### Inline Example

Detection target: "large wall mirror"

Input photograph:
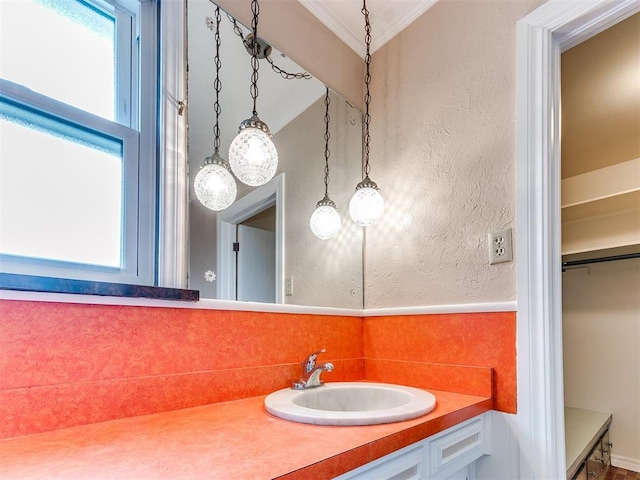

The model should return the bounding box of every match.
[187,0,364,309]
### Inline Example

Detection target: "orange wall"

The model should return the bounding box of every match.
[0,300,364,438]
[365,312,517,413]
[0,300,515,439]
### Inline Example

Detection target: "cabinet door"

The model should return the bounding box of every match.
[332,444,423,480]
[444,464,471,480]
[428,415,486,479]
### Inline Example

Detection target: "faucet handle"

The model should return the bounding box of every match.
[303,348,326,373]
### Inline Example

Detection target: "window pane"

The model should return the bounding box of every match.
[0,0,116,120]
[0,99,124,268]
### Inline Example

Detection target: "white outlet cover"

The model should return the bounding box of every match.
[489,228,513,264]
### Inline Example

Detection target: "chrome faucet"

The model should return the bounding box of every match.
[292,349,334,390]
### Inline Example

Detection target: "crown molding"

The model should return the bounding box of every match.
[298,0,438,58]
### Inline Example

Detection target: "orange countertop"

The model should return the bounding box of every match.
[0,389,492,480]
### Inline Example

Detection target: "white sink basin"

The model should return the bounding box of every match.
[264,382,436,426]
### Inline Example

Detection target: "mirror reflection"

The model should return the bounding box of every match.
[187,0,364,308]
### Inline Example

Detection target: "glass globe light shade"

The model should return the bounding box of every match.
[229,116,278,187]
[349,177,384,226]
[310,197,342,240]
[194,153,237,211]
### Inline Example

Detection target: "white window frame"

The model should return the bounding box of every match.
[0,0,158,286]
[157,0,188,289]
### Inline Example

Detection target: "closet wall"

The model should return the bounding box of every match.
[561,12,640,468]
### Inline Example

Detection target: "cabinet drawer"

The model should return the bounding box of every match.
[572,463,587,480]
[601,430,612,467]
[428,415,488,479]
[333,444,424,480]
[586,443,606,480]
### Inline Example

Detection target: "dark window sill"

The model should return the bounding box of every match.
[0,273,199,302]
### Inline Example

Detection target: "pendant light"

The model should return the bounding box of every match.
[194,6,237,211]
[349,0,384,227]
[310,88,342,240]
[228,0,278,187]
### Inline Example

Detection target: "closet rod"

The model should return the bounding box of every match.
[562,252,640,270]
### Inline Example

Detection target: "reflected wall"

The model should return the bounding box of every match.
[187,0,363,308]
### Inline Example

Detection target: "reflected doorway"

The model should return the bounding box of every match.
[216,173,284,303]
[236,210,276,302]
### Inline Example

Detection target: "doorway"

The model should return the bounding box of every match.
[516,1,640,478]
[216,173,285,303]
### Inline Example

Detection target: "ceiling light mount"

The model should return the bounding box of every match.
[243,33,272,59]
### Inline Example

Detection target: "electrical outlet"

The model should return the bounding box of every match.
[285,277,294,296]
[488,228,513,264]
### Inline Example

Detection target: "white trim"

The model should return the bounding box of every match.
[298,0,437,58]
[364,302,516,317]
[515,1,640,479]
[298,0,363,57]
[0,288,520,319]
[0,290,362,316]
[612,455,640,472]
[157,0,188,289]
[0,78,151,285]
[136,0,158,287]
[216,174,285,303]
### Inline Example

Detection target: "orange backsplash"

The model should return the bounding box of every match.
[0,300,515,438]
[0,300,363,438]
[364,312,516,413]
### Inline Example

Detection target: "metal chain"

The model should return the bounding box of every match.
[213,6,222,152]
[266,55,312,80]
[250,0,260,115]
[227,13,246,42]
[362,0,372,177]
[226,13,311,80]
[323,87,331,196]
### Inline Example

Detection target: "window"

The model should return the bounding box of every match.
[0,0,157,285]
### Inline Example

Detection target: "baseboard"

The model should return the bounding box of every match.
[612,454,640,472]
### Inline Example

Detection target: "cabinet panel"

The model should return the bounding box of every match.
[333,413,489,480]
[444,464,471,480]
[428,416,486,479]
[333,444,423,480]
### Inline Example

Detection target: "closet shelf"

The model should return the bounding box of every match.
[562,158,640,207]
[562,158,640,256]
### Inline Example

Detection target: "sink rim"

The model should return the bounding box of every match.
[264,382,436,426]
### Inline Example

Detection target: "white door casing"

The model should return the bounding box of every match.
[216,173,285,303]
[516,1,640,478]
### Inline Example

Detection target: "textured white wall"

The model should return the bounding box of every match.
[186,0,363,306]
[190,92,364,308]
[364,0,542,308]
[278,92,364,308]
[563,260,640,464]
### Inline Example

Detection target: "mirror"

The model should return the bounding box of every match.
[187,0,364,309]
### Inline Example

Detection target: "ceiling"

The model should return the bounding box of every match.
[560,12,640,179]
[188,0,440,181]
[298,0,438,57]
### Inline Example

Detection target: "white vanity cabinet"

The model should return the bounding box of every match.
[333,413,490,480]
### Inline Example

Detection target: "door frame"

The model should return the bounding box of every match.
[216,173,285,303]
[516,1,639,478]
